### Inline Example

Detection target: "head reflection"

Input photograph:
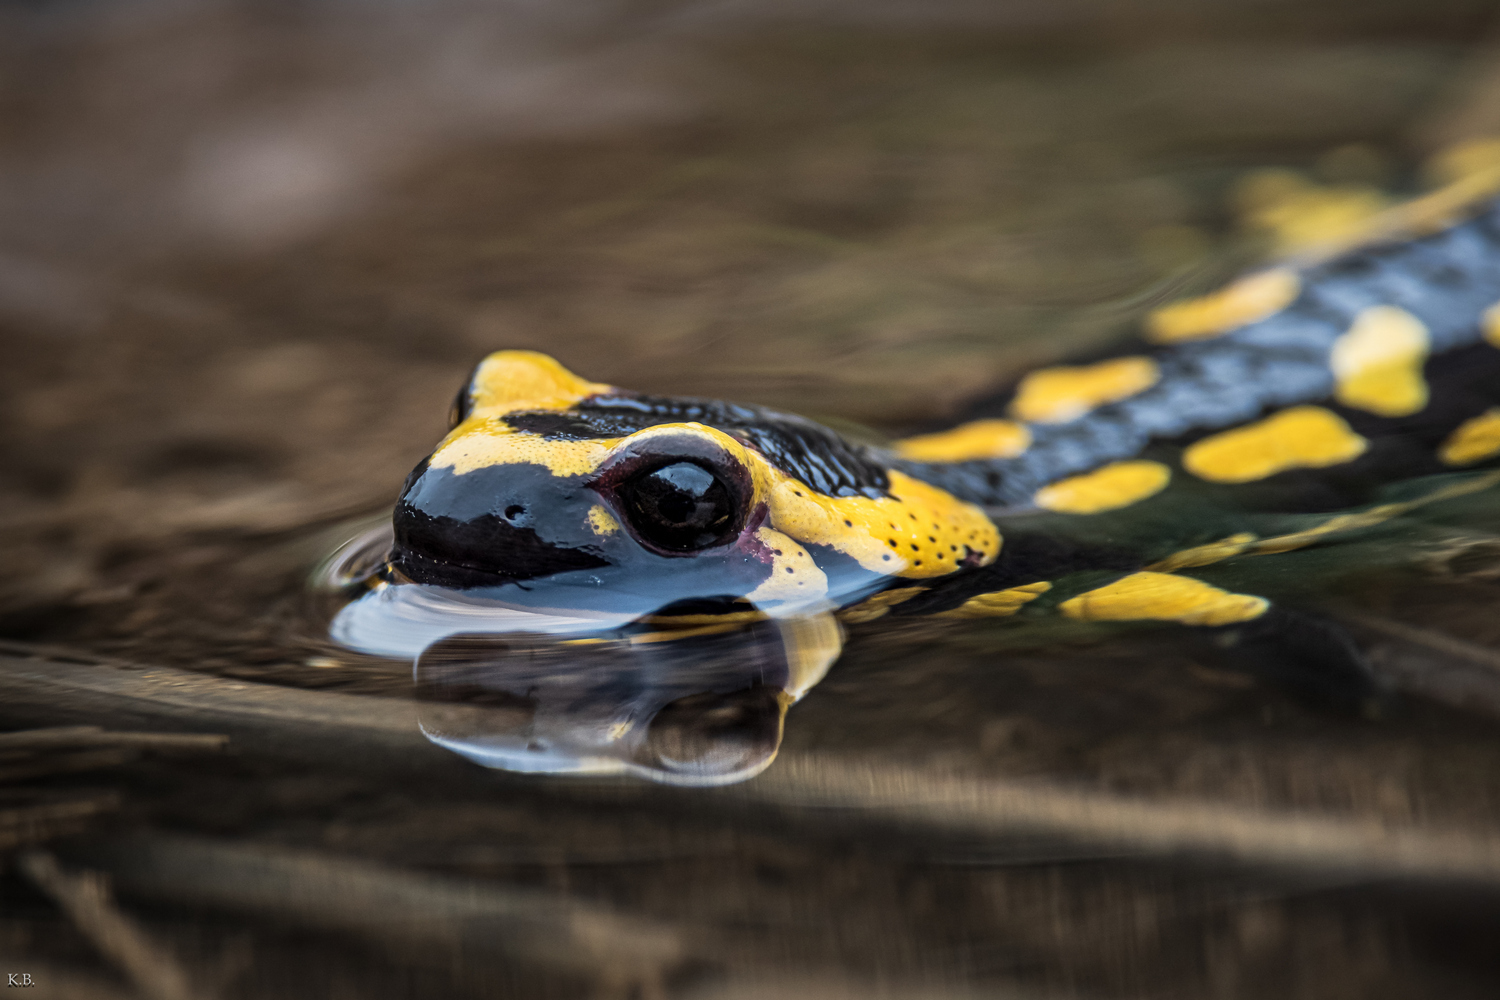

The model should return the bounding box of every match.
[415,617,823,785]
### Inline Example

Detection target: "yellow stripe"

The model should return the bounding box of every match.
[838,587,928,624]
[432,426,615,477]
[1146,532,1258,572]
[936,581,1051,619]
[1245,469,1500,555]
[1059,572,1268,626]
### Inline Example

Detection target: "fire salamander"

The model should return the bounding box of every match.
[327,156,1500,785]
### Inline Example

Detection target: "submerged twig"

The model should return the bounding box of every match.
[0,796,120,852]
[70,834,686,987]
[0,749,140,784]
[746,755,1500,883]
[0,726,228,753]
[1334,607,1500,717]
[7,649,1500,884]
[18,850,207,1000]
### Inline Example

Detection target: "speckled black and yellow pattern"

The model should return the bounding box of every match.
[361,176,1500,680]
[896,199,1500,513]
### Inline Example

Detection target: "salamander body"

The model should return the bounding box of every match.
[327,174,1500,783]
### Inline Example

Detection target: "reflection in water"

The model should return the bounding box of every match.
[321,523,843,784]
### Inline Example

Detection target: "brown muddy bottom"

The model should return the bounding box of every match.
[4,1,1500,997]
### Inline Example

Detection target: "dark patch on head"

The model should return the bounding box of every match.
[391,461,608,589]
[503,393,890,499]
[393,508,609,589]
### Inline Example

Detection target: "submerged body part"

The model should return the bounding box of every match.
[327,171,1500,785]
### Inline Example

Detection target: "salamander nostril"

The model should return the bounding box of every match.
[504,505,526,521]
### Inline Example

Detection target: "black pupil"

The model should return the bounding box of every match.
[623,462,734,551]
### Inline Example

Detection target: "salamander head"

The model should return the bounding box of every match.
[388,351,1001,621]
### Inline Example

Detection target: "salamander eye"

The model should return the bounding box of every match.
[619,461,737,552]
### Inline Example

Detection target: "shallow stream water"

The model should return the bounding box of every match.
[5,1,1500,997]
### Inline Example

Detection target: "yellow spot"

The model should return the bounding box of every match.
[434,411,999,587]
[1439,409,1500,466]
[432,424,614,477]
[937,581,1052,619]
[1425,137,1500,188]
[1233,170,1391,254]
[1147,532,1258,572]
[587,504,620,535]
[628,622,745,644]
[838,587,927,625]
[893,419,1032,462]
[745,527,828,606]
[1145,269,1301,344]
[1183,406,1367,484]
[643,610,767,626]
[1313,148,1500,258]
[767,470,1000,580]
[1009,357,1159,424]
[467,350,611,417]
[1482,302,1500,349]
[1034,461,1171,515]
[1331,306,1430,417]
[1060,572,1268,626]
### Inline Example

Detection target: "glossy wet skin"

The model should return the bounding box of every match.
[335,178,1500,784]
[388,351,1001,622]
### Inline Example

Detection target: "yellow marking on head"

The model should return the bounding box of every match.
[1146,532,1258,572]
[893,419,1032,462]
[1145,269,1301,345]
[1439,409,1500,466]
[1009,357,1159,424]
[586,504,620,535]
[1330,306,1430,417]
[1182,406,1367,484]
[1482,302,1500,350]
[618,426,998,582]
[467,350,612,416]
[1060,572,1268,626]
[837,586,927,625]
[744,527,829,605]
[936,581,1052,620]
[431,421,616,477]
[766,470,1000,579]
[1034,461,1171,515]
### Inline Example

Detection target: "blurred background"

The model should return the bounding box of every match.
[4,0,1500,997]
